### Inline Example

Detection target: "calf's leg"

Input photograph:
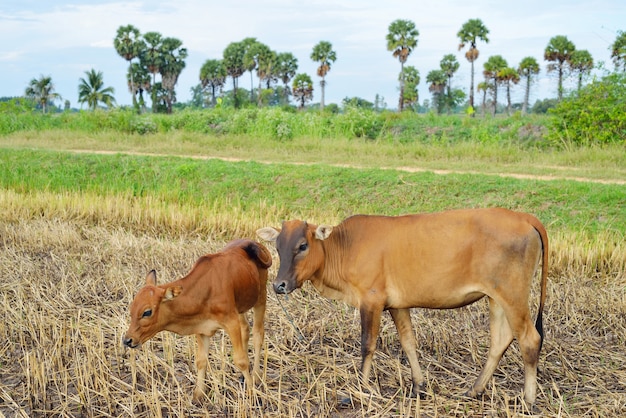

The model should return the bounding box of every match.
[193,334,212,402]
[251,295,267,382]
[223,316,252,388]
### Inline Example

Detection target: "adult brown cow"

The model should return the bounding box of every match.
[257,208,548,406]
[123,239,272,402]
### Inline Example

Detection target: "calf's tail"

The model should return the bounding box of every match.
[244,241,273,269]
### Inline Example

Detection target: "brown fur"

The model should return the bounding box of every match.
[258,208,548,405]
[123,239,272,402]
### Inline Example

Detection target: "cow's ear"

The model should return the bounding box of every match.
[164,286,182,301]
[146,270,157,286]
[315,225,333,240]
[256,227,280,242]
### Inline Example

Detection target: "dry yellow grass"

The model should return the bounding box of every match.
[1,196,625,417]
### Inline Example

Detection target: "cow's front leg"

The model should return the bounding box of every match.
[389,308,426,398]
[359,303,383,390]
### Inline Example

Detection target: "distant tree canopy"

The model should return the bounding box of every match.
[78,69,116,110]
[386,19,419,112]
[25,75,61,114]
[292,73,314,109]
[114,25,187,113]
[99,22,624,115]
[457,18,490,112]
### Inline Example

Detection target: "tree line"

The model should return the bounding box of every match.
[17,22,626,115]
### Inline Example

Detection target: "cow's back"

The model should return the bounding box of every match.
[328,208,543,309]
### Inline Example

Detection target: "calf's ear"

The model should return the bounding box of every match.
[164,286,182,301]
[315,225,333,240]
[256,227,280,242]
[146,270,157,286]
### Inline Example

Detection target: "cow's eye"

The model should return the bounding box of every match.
[298,243,308,252]
[142,309,152,318]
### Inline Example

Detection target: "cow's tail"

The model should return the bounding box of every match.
[530,215,549,353]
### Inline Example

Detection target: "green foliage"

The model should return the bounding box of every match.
[531,98,558,114]
[130,117,158,135]
[548,72,626,145]
[333,107,385,139]
[1,148,622,237]
[1,107,558,147]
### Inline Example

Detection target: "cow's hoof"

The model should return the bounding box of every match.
[410,383,427,400]
[337,396,352,409]
[461,390,483,400]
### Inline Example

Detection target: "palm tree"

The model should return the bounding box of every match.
[241,37,259,103]
[440,54,460,113]
[78,69,116,110]
[544,35,576,100]
[386,19,419,111]
[498,67,520,115]
[24,75,61,113]
[127,62,151,112]
[457,19,490,114]
[141,31,163,112]
[610,30,626,71]
[246,42,276,106]
[426,69,447,114]
[199,59,227,107]
[159,37,187,114]
[223,40,247,108]
[483,55,508,116]
[275,52,298,105]
[517,57,540,114]
[570,50,594,92]
[292,73,314,109]
[476,81,491,116]
[400,66,420,110]
[310,41,337,111]
[114,24,144,110]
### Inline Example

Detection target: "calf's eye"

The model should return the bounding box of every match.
[142,309,152,318]
[298,243,308,252]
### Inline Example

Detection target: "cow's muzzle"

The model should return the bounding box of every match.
[273,280,288,294]
[275,278,296,294]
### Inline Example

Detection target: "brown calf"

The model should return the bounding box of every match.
[123,239,272,401]
[257,208,548,405]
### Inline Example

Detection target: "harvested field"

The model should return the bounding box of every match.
[1,216,624,417]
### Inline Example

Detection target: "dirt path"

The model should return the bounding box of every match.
[71,149,626,186]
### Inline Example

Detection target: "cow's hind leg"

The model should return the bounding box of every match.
[506,305,542,406]
[389,308,426,398]
[251,294,267,383]
[467,297,513,399]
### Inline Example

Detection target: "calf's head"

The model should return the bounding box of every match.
[257,220,333,294]
[123,270,182,348]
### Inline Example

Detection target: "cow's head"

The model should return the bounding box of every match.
[257,220,333,294]
[122,270,182,348]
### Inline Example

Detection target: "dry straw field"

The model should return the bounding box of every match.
[1,189,625,417]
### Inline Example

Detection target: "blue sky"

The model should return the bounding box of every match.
[1,0,623,109]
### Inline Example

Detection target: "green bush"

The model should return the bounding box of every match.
[548,72,626,146]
